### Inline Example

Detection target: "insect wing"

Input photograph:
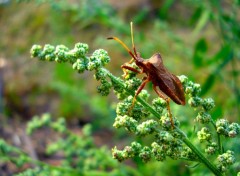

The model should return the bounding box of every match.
[148,53,185,105]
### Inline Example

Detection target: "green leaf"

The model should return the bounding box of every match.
[158,0,175,19]
[200,73,216,95]
[193,38,208,67]
[193,9,210,35]
[190,7,203,25]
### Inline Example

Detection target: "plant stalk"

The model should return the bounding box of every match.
[105,68,223,176]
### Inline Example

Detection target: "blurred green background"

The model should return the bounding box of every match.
[0,0,239,175]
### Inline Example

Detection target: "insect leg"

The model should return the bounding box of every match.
[153,85,174,128]
[121,65,143,78]
[128,77,150,114]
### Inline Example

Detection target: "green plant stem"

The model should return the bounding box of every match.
[104,68,223,176]
[180,135,223,176]
[210,119,223,154]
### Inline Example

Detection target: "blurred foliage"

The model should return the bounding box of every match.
[1,0,238,121]
[0,0,239,175]
[0,114,140,176]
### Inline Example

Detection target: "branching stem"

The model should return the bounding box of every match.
[105,68,223,176]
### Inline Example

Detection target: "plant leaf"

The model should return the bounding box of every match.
[193,38,208,67]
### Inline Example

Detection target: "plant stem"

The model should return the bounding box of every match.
[105,68,223,176]
[180,135,223,176]
[210,119,223,154]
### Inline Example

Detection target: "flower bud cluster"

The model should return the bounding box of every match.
[31,43,88,64]
[159,115,180,130]
[116,91,150,120]
[205,142,217,155]
[217,150,236,172]
[178,75,214,110]
[152,97,167,115]
[197,127,212,142]
[27,113,67,134]
[113,114,158,136]
[155,131,183,159]
[125,77,142,91]
[112,142,142,162]
[0,139,29,167]
[216,119,240,138]
[181,147,198,160]
[31,43,114,96]
[178,75,215,125]
[112,129,185,163]
[195,111,211,124]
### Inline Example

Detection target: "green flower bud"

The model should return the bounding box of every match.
[66,49,79,63]
[196,111,211,124]
[130,141,142,152]
[152,97,167,115]
[216,119,229,136]
[151,142,166,161]
[159,115,179,130]
[202,98,215,111]
[54,45,69,63]
[41,113,51,124]
[185,83,201,96]
[217,150,235,172]
[112,146,125,162]
[123,146,135,158]
[72,59,86,73]
[228,123,240,137]
[30,45,42,57]
[113,115,137,133]
[74,43,89,54]
[43,44,55,55]
[181,147,197,160]
[178,75,188,87]
[51,118,66,133]
[116,96,149,120]
[192,83,201,95]
[94,68,108,81]
[205,142,217,155]
[125,77,141,91]
[55,50,67,63]
[87,61,98,71]
[188,96,203,107]
[136,120,158,136]
[138,90,150,100]
[116,99,130,116]
[197,127,212,142]
[139,146,151,162]
[45,53,55,61]
[97,79,112,96]
[155,131,174,144]
[92,49,110,66]
[56,45,69,52]
[74,43,89,57]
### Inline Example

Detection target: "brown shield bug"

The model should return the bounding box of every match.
[108,22,185,128]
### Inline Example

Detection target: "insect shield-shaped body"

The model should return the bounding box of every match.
[108,22,185,128]
[138,53,185,105]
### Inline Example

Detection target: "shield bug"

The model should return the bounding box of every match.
[108,22,185,128]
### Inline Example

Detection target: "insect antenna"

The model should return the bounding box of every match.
[130,21,137,56]
[107,37,137,61]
